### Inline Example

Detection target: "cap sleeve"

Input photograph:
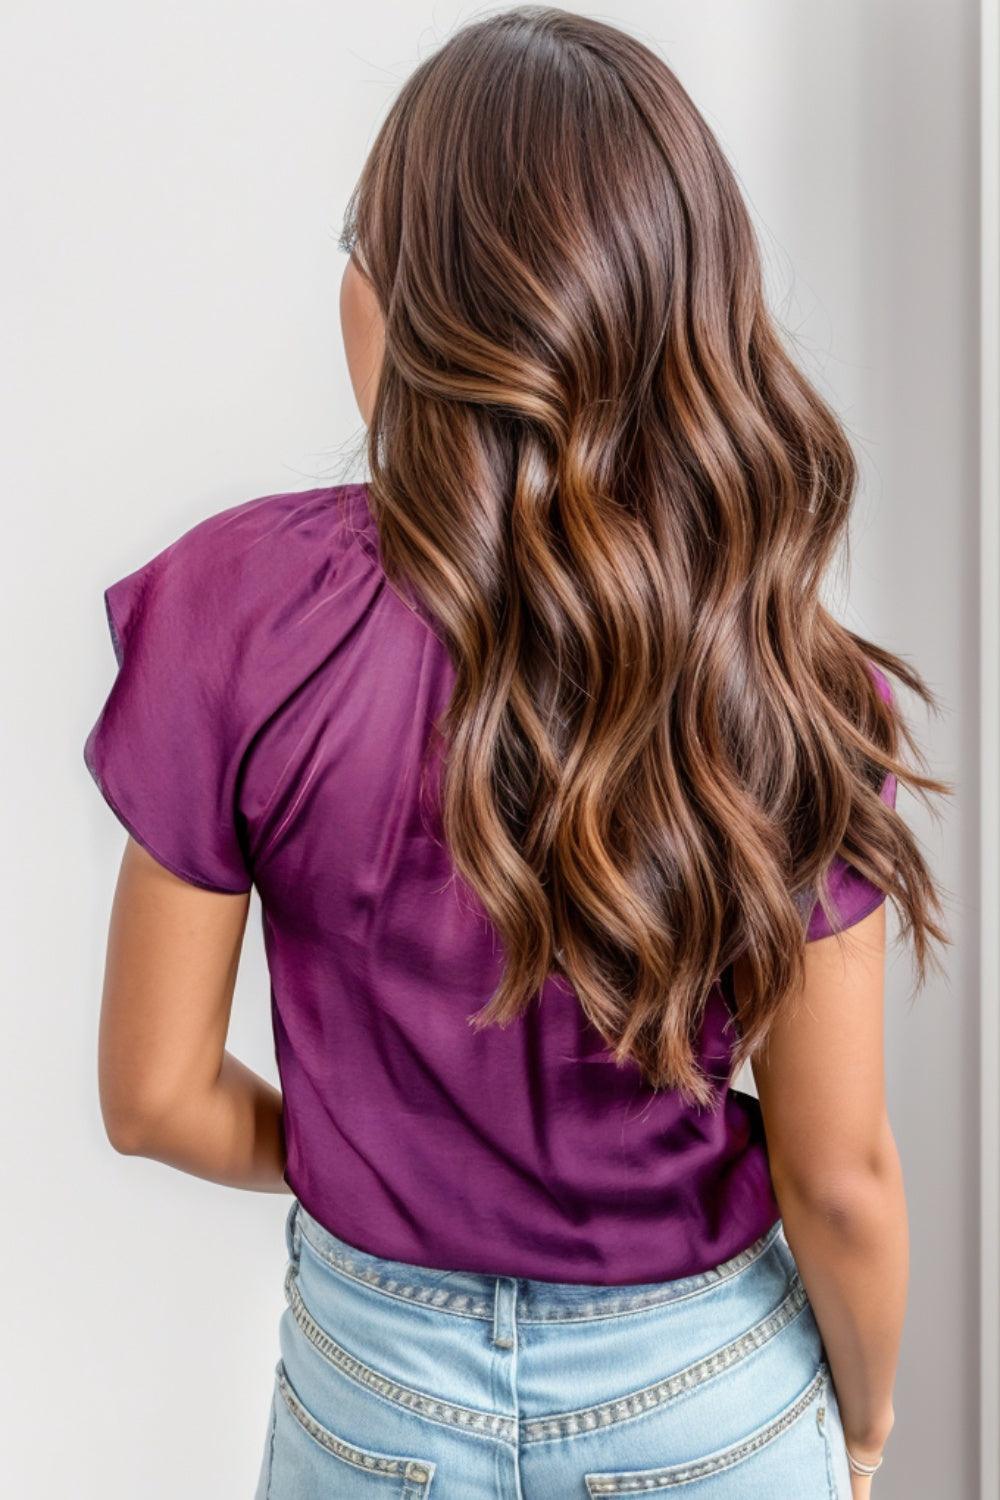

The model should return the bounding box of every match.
[83,523,254,893]
[803,660,897,941]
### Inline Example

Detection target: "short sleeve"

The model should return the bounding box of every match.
[83,527,254,893]
[803,661,897,942]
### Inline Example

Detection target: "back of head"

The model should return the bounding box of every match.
[339,4,950,1105]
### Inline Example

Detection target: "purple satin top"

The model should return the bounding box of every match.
[83,483,896,1285]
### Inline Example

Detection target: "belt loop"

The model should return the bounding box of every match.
[491,1276,517,1349]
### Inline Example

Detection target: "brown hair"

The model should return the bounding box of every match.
[338,4,951,1106]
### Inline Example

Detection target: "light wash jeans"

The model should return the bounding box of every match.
[255,1197,853,1498]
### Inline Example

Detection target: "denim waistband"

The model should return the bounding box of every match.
[285,1198,786,1324]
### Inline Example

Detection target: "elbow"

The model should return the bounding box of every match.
[100,1045,189,1155]
[780,1178,878,1237]
[772,1150,902,1234]
[100,1081,174,1157]
[103,1104,158,1156]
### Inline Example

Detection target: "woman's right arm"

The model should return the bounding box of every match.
[744,899,908,1490]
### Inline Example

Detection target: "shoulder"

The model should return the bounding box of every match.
[83,483,383,890]
[167,480,375,577]
[102,482,378,666]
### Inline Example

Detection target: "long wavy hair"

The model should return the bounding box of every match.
[338,4,951,1107]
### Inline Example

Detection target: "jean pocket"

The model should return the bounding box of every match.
[583,1363,834,1496]
[265,1359,436,1499]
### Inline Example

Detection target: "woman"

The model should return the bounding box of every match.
[83,7,949,1497]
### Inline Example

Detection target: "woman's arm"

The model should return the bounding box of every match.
[744,900,907,1478]
[98,836,289,1193]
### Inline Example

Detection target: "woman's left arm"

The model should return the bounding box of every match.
[97,836,289,1193]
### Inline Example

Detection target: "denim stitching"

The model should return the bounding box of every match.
[286,1256,813,1455]
[275,1361,434,1487]
[583,1365,828,1492]
[284,1263,518,1444]
[523,1222,784,1323]
[294,1216,783,1325]
[520,1276,810,1444]
[296,1226,495,1318]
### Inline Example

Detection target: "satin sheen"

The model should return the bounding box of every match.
[84,483,896,1285]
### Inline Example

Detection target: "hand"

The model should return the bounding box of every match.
[851,1474,873,1500]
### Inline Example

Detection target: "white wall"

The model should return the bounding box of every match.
[0,2,978,1495]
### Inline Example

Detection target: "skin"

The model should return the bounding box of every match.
[744,904,905,1495]
[339,248,384,425]
[98,248,902,1493]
